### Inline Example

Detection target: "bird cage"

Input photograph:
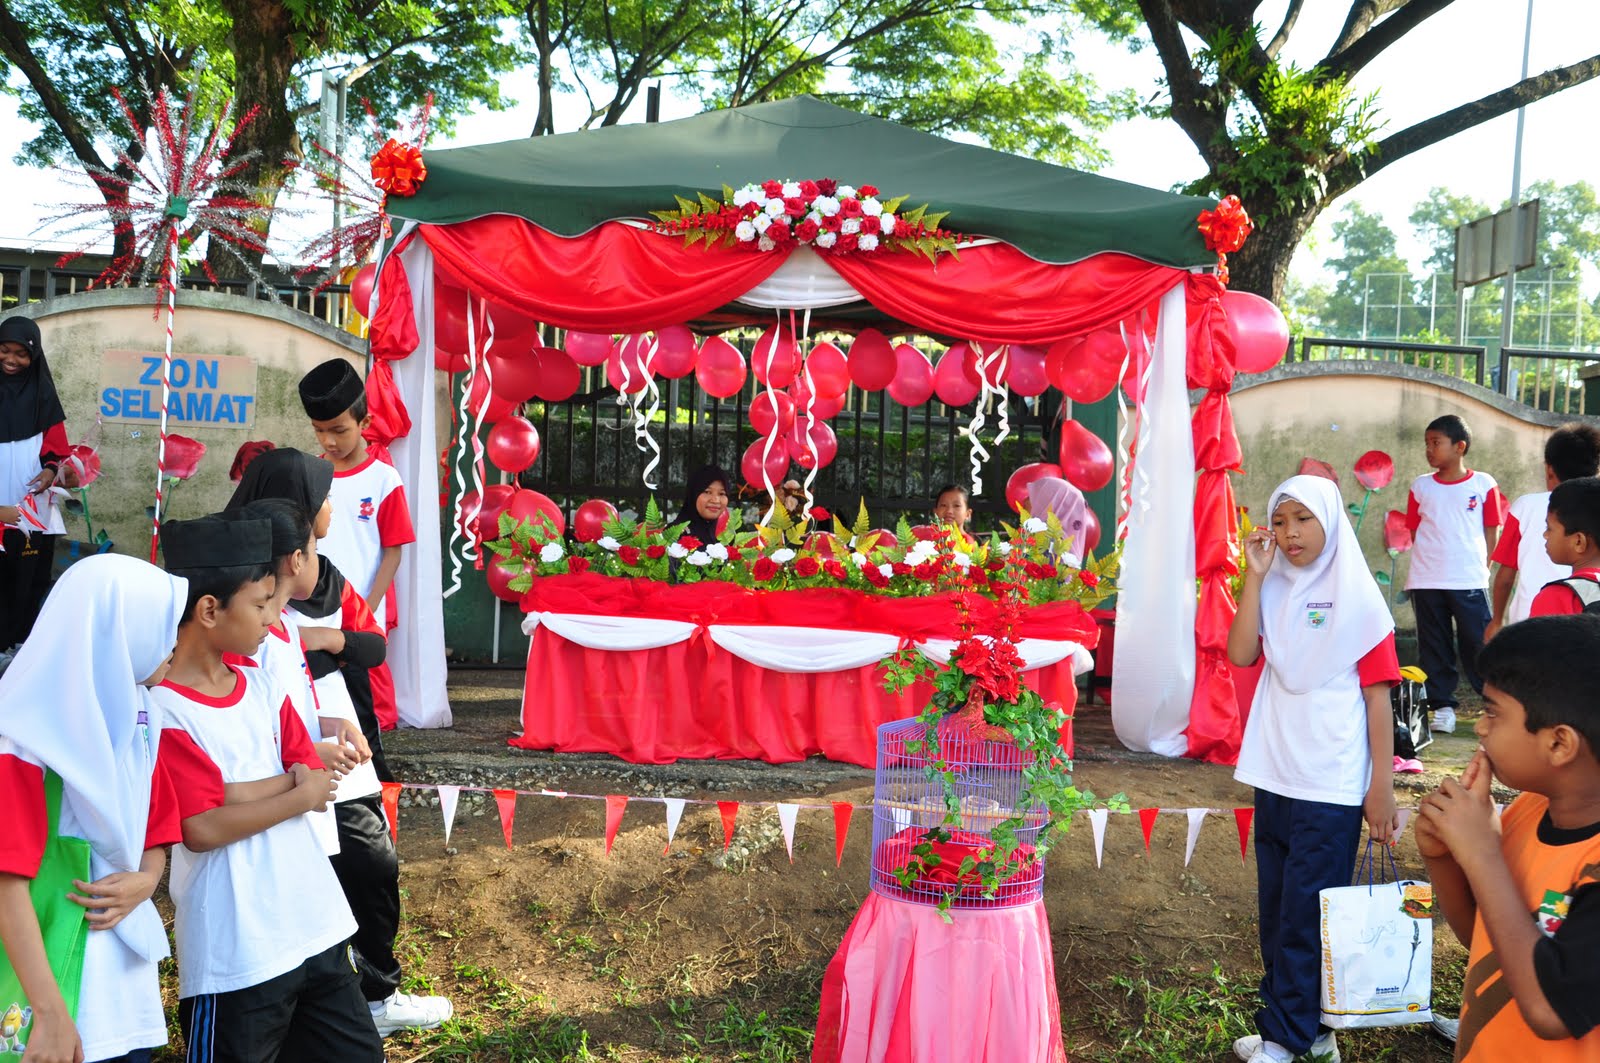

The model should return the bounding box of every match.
[869,713,1048,910]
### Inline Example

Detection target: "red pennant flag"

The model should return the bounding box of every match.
[379,781,402,844]
[604,794,628,856]
[1138,807,1159,853]
[717,801,739,851]
[1234,807,1254,862]
[493,788,518,849]
[832,802,854,866]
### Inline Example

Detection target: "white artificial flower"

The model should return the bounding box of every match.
[813,195,840,216]
[851,551,869,567]
[706,542,730,561]
[758,235,777,252]
[687,550,712,566]
[952,551,972,568]
[733,187,755,207]
[996,541,1013,556]
[838,184,857,200]
[861,198,883,217]
[807,209,824,225]
[1023,517,1047,533]
[539,542,564,563]
[782,181,802,198]
[771,547,797,564]
[857,234,879,251]
[841,218,861,235]
[597,536,621,551]
[909,539,937,558]
[880,213,897,234]
[814,231,838,249]
[765,197,786,217]
[735,220,758,242]
[668,542,689,559]
[878,563,895,578]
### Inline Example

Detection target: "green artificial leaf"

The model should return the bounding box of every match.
[852,499,873,540]
[1374,570,1391,586]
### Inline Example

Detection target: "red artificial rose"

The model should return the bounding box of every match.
[840,198,863,219]
[1040,562,1058,579]
[816,178,838,196]
[891,561,911,577]
[727,545,743,561]
[986,559,1005,573]
[836,233,859,253]
[794,218,820,243]
[795,556,821,578]
[784,196,806,218]
[162,434,207,480]
[864,567,889,587]
[618,545,641,565]
[752,556,780,581]
[824,560,848,580]
[859,184,879,197]
[860,215,881,236]
[1022,562,1040,579]
[799,180,820,198]
[679,535,703,550]
[765,219,793,243]
[567,556,590,574]
[742,201,762,219]
[913,562,935,580]
[1079,571,1100,587]
[645,544,667,560]
[762,180,783,198]
[810,505,830,520]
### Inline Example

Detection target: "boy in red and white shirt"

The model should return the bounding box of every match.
[299,358,415,631]
[1528,477,1600,618]
[1488,424,1600,634]
[1404,415,1506,733]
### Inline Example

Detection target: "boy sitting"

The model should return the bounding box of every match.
[1528,477,1600,618]
[1417,614,1600,1060]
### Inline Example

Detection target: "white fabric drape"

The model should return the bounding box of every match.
[1111,283,1197,755]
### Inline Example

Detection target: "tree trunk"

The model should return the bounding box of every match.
[1222,204,1322,304]
[530,0,556,136]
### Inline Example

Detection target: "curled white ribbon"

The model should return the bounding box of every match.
[798,307,817,522]
[444,291,478,599]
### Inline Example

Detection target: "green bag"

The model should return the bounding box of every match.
[0,769,92,1053]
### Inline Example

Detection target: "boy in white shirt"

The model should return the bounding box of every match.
[1403,415,1506,734]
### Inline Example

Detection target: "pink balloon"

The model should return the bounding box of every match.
[934,343,980,406]
[1005,462,1064,515]
[653,325,699,379]
[1057,419,1113,492]
[565,330,613,367]
[573,498,619,543]
[741,437,791,488]
[1078,328,1128,373]
[486,415,541,474]
[605,335,652,394]
[508,489,566,537]
[753,326,799,388]
[789,379,848,421]
[696,335,747,398]
[531,346,580,402]
[1224,290,1290,373]
[886,343,934,407]
[806,341,850,398]
[847,329,896,391]
[468,369,516,423]
[1004,343,1049,397]
[350,263,376,318]
[749,389,796,437]
[786,418,838,469]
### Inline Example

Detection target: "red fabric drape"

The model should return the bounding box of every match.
[364,238,418,458]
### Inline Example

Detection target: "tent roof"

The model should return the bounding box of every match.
[394,96,1216,269]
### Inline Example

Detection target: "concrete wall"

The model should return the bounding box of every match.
[10,291,365,553]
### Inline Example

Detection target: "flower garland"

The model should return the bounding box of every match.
[1197,194,1252,284]
[650,178,960,261]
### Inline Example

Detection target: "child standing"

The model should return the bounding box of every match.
[298,359,415,635]
[1405,415,1506,733]
[1417,614,1600,1059]
[0,554,186,1063]
[0,316,69,653]
[1486,423,1600,637]
[1228,475,1400,1063]
[933,483,972,533]
[1527,477,1600,618]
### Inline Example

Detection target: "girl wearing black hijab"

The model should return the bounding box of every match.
[0,316,69,651]
[675,464,733,542]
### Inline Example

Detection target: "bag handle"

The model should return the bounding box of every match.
[1354,838,1404,895]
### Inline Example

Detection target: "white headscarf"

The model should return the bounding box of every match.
[1257,475,1392,693]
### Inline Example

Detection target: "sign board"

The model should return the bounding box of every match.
[1454,199,1539,288]
[98,350,259,426]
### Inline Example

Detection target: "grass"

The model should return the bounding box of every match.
[1074,960,1261,1063]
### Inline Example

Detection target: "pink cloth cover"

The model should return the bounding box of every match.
[814,893,1068,1063]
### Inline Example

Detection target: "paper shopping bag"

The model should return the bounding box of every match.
[1319,847,1433,1029]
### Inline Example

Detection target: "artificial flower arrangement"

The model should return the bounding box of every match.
[650,178,960,261]
[481,497,1120,608]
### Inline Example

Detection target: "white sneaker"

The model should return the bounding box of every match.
[1234,1031,1339,1062]
[1431,707,1457,733]
[369,990,453,1036]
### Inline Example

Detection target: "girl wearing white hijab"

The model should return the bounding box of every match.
[0,554,188,1063]
[1226,475,1400,1063]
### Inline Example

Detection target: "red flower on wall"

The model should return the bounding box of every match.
[163,434,207,480]
[1383,510,1413,553]
[1353,450,1395,490]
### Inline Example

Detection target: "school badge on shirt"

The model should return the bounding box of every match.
[1306,602,1332,628]
[1536,889,1571,937]
[1466,493,1480,512]
[357,496,375,522]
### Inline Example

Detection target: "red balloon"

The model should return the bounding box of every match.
[508,488,566,537]
[486,416,541,474]
[789,379,848,420]
[605,335,653,394]
[749,389,795,437]
[435,347,469,374]
[565,330,613,367]
[804,531,846,559]
[1044,337,1083,391]
[1057,419,1113,492]
[934,343,980,406]
[856,528,894,553]
[350,264,376,318]
[435,284,473,355]
[474,483,517,542]
[482,300,540,345]
[886,343,934,407]
[485,557,529,602]
[653,325,699,379]
[455,489,481,542]
[1049,336,1118,404]
[487,345,543,404]
[573,498,619,543]
[847,329,896,391]
[805,341,850,398]
[1079,506,1102,555]
[753,326,799,388]
[1004,343,1049,397]
[741,436,791,488]
[1005,462,1064,514]
[910,524,939,541]
[467,368,516,423]
[1079,328,1128,374]
[1225,290,1290,373]
[972,343,1007,388]
[786,418,838,470]
[531,346,580,402]
[696,335,747,398]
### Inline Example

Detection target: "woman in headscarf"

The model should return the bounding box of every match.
[0,316,69,652]
[1026,476,1090,567]
[674,464,734,542]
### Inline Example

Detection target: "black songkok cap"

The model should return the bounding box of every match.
[161,515,271,569]
[298,358,365,421]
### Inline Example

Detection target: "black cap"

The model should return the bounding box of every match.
[161,515,272,569]
[298,358,364,421]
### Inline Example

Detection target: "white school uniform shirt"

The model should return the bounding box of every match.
[0,432,65,533]
[288,603,382,804]
[1494,491,1570,624]
[1403,470,1506,590]
[150,667,356,998]
[249,614,342,854]
[321,455,414,629]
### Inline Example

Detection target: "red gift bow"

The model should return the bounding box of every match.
[1197,195,1253,254]
[371,139,427,198]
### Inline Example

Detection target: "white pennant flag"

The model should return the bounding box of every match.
[663,798,686,851]
[1088,808,1109,868]
[1395,808,1412,841]
[438,785,460,846]
[776,803,799,863]
[1184,808,1208,867]
[891,806,911,834]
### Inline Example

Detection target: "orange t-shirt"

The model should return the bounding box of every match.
[1456,793,1600,1061]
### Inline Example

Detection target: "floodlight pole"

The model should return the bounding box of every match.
[1498,0,1535,389]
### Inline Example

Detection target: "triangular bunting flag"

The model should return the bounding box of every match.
[1088,808,1108,868]
[717,801,739,851]
[776,803,799,863]
[832,802,854,866]
[891,805,911,834]
[1234,807,1254,862]
[1395,808,1412,841]
[1184,808,1207,867]
[540,789,568,798]
[1138,807,1159,853]
[438,785,460,846]
[493,788,517,849]
[604,794,627,856]
[380,781,402,844]
[662,797,686,853]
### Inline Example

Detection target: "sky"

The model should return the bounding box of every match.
[2,0,1597,291]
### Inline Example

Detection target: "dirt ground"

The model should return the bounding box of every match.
[313,670,1490,1063]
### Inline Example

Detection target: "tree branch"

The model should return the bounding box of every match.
[0,1,105,173]
[1327,0,1456,76]
[1136,0,1236,170]
[1265,0,1305,58]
